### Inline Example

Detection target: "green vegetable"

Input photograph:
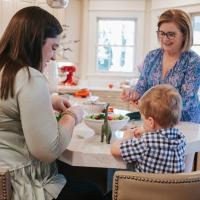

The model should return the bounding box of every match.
[55,112,62,121]
[87,113,124,120]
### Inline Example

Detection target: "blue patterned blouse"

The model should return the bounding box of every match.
[135,48,200,123]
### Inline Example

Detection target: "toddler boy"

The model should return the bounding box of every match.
[111,84,186,173]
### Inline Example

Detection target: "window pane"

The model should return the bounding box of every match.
[98,19,135,46]
[193,16,200,44]
[97,46,113,71]
[97,19,135,73]
[192,46,200,55]
[97,46,134,72]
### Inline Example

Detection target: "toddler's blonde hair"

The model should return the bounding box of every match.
[139,84,182,128]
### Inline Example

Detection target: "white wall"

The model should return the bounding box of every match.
[67,0,200,86]
[151,0,200,10]
[149,1,200,50]
[79,0,147,87]
[1,0,200,86]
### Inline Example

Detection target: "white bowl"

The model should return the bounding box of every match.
[82,102,106,114]
[84,113,129,134]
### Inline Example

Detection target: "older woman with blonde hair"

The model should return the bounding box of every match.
[121,9,200,123]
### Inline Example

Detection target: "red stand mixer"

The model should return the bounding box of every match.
[60,65,77,86]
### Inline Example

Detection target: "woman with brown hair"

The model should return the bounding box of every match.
[0,6,103,200]
[121,9,200,123]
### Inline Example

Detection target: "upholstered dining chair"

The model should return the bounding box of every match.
[0,168,12,200]
[112,170,200,200]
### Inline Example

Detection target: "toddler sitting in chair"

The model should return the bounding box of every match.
[111,84,186,173]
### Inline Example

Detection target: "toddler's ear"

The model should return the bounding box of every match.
[147,116,156,130]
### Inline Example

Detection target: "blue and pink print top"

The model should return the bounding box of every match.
[135,48,200,123]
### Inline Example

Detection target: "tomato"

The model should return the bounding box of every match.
[107,116,113,120]
[108,83,113,89]
[95,116,101,120]
[74,89,90,97]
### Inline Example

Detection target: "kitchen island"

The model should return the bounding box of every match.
[59,118,200,171]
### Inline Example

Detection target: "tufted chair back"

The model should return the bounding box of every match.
[0,168,12,200]
[112,170,200,200]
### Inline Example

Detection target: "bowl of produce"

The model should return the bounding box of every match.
[84,113,129,134]
[82,101,107,114]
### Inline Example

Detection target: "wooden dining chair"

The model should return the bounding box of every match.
[112,170,200,200]
[0,168,12,200]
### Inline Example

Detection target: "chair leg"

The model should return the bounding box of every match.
[185,153,195,172]
[193,152,198,171]
[194,152,200,171]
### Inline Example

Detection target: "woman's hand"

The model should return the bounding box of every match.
[59,105,84,127]
[67,105,84,124]
[130,100,139,109]
[120,86,132,101]
[120,87,140,102]
[51,95,71,112]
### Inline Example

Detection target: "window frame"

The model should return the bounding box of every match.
[87,10,145,80]
[191,13,200,55]
[96,17,136,73]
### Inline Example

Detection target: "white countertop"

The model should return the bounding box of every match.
[59,120,200,171]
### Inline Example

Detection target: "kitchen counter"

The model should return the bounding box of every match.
[59,120,200,172]
[58,84,122,94]
[58,84,131,110]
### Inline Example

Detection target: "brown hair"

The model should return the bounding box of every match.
[157,9,193,51]
[139,84,182,128]
[0,6,63,99]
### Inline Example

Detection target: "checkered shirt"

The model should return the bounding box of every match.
[120,128,186,173]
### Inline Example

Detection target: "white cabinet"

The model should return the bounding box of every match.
[16,0,35,11]
[0,0,17,36]
[0,0,34,37]
[0,0,79,65]
[53,9,66,26]
[36,1,54,15]
[0,0,66,37]
[36,1,66,26]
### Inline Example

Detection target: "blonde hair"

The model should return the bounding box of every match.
[139,84,182,128]
[157,9,193,51]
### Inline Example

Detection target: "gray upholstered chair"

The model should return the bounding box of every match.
[112,170,200,200]
[0,168,12,200]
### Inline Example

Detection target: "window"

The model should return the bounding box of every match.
[191,14,200,55]
[96,19,135,73]
[87,10,144,82]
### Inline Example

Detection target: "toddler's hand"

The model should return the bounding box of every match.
[133,126,145,138]
[123,126,137,140]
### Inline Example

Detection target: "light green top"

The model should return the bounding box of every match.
[0,67,72,200]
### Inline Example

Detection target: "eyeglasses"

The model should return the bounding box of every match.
[156,30,176,40]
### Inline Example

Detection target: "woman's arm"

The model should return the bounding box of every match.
[180,53,200,122]
[51,95,71,112]
[134,52,152,96]
[18,75,76,163]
